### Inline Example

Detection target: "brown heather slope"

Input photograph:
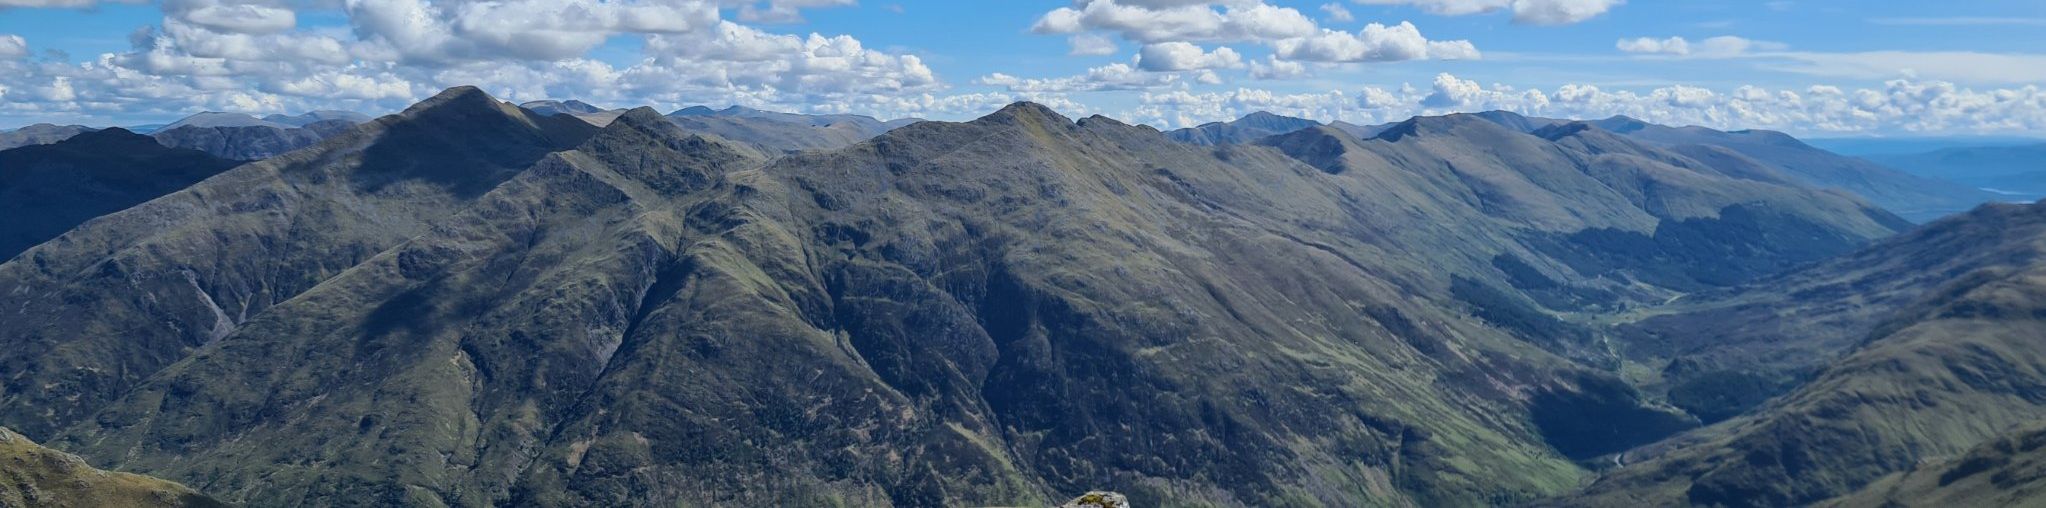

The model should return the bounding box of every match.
[1561,201,2046,507]
[0,427,224,508]
[1,89,1912,507]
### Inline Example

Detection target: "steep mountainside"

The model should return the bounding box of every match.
[0,427,225,508]
[1590,115,1995,221]
[1824,423,2046,507]
[0,90,1918,507]
[0,86,598,440]
[1565,201,2046,507]
[0,123,95,150]
[0,128,241,261]
[1165,111,1321,145]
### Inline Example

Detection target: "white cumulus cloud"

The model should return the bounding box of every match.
[1137,42,1243,71]
[0,35,26,60]
[1353,0,1622,25]
[1272,22,1478,63]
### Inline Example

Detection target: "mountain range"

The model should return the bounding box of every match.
[0,123,96,151]
[148,111,367,160]
[1,87,2045,506]
[1873,142,2046,199]
[1172,110,2001,223]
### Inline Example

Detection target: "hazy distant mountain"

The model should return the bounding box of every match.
[263,110,374,127]
[160,111,296,130]
[1587,115,1996,221]
[0,128,239,260]
[0,427,224,507]
[151,111,367,160]
[671,104,917,132]
[1165,111,1322,145]
[1324,119,1396,139]
[1567,200,2046,507]
[1808,135,2046,157]
[664,105,916,154]
[519,99,629,127]
[518,99,606,116]
[0,88,1919,506]
[1873,142,2046,198]
[0,123,95,150]
[1469,110,1568,133]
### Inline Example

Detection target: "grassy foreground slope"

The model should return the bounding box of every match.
[0,427,224,508]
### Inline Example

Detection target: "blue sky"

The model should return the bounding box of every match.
[0,0,2043,136]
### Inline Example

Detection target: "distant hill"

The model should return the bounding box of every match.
[1807,135,2046,157]
[0,128,240,260]
[152,111,367,160]
[263,110,373,127]
[1164,111,1321,145]
[1586,115,1997,222]
[663,105,916,154]
[1873,142,2046,199]
[0,123,95,150]
[160,111,297,130]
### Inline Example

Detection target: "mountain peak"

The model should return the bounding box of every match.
[670,105,718,116]
[1375,113,1506,142]
[980,101,1072,125]
[403,86,496,116]
[605,107,672,131]
[1595,115,1651,133]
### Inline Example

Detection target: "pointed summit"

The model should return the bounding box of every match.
[977,101,1073,126]
[608,106,671,130]
[401,86,497,116]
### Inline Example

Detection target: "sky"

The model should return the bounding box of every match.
[0,0,2043,136]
